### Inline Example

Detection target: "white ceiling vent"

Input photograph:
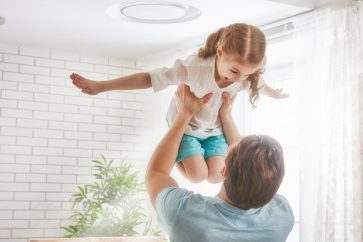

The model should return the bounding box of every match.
[106,1,201,24]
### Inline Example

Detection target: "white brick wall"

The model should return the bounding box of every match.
[0,43,154,241]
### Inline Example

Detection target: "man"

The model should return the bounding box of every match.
[145,84,294,242]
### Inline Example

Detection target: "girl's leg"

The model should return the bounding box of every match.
[206,156,225,184]
[176,155,208,183]
[201,135,228,184]
[176,135,207,183]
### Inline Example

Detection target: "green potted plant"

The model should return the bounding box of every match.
[30,155,163,242]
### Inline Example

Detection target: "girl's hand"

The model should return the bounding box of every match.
[270,88,289,99]
[70,73,102,95]
[219,92,236,117]
[175,84,213,117]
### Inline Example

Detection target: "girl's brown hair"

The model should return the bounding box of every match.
[224,135,284,210]
[198,23,266,108]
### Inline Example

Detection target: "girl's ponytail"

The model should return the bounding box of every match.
[198,27,225,58]
[247,69,264,108]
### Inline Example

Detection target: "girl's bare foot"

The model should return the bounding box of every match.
[70,73,102,95]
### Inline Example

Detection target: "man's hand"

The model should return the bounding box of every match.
[219,92,241,145]
[219,92,236,118]
[175,84,213,117]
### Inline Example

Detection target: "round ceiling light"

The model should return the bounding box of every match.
[0,16,6,26]
[106,1,201,24]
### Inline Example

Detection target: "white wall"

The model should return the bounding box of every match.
[0,43,155,241]
[360,72,363,177]
[360,5,363,217]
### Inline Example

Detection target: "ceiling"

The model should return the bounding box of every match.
[0,0,314,61]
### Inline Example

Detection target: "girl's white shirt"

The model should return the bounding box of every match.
[149,53,265,138]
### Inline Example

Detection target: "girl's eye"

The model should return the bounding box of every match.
[230,70,238,74]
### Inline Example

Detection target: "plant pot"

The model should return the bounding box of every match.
[29,236,162,242]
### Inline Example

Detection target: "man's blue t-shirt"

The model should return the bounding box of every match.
[156,187,294,242]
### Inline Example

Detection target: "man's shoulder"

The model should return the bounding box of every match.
[157,186,206,203]
[155,187,211,228]
[156,186,212,213]
[270,194,292,208]
[157,186,190,199]
[265,194,295,225]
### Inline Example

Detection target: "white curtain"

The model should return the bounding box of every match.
[292,2,363,242]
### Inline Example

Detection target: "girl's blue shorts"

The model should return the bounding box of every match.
[176,134,228,163]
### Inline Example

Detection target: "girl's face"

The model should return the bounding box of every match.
[215,46,260,84]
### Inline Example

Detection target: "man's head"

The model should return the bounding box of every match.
[223,135,284,210]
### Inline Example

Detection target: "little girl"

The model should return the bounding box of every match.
[70,23,288,184]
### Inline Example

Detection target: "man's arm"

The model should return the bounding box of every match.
[219,93,242,145]
[145,85,212,208]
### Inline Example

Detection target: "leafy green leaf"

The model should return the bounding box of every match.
[62,155,160,238]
